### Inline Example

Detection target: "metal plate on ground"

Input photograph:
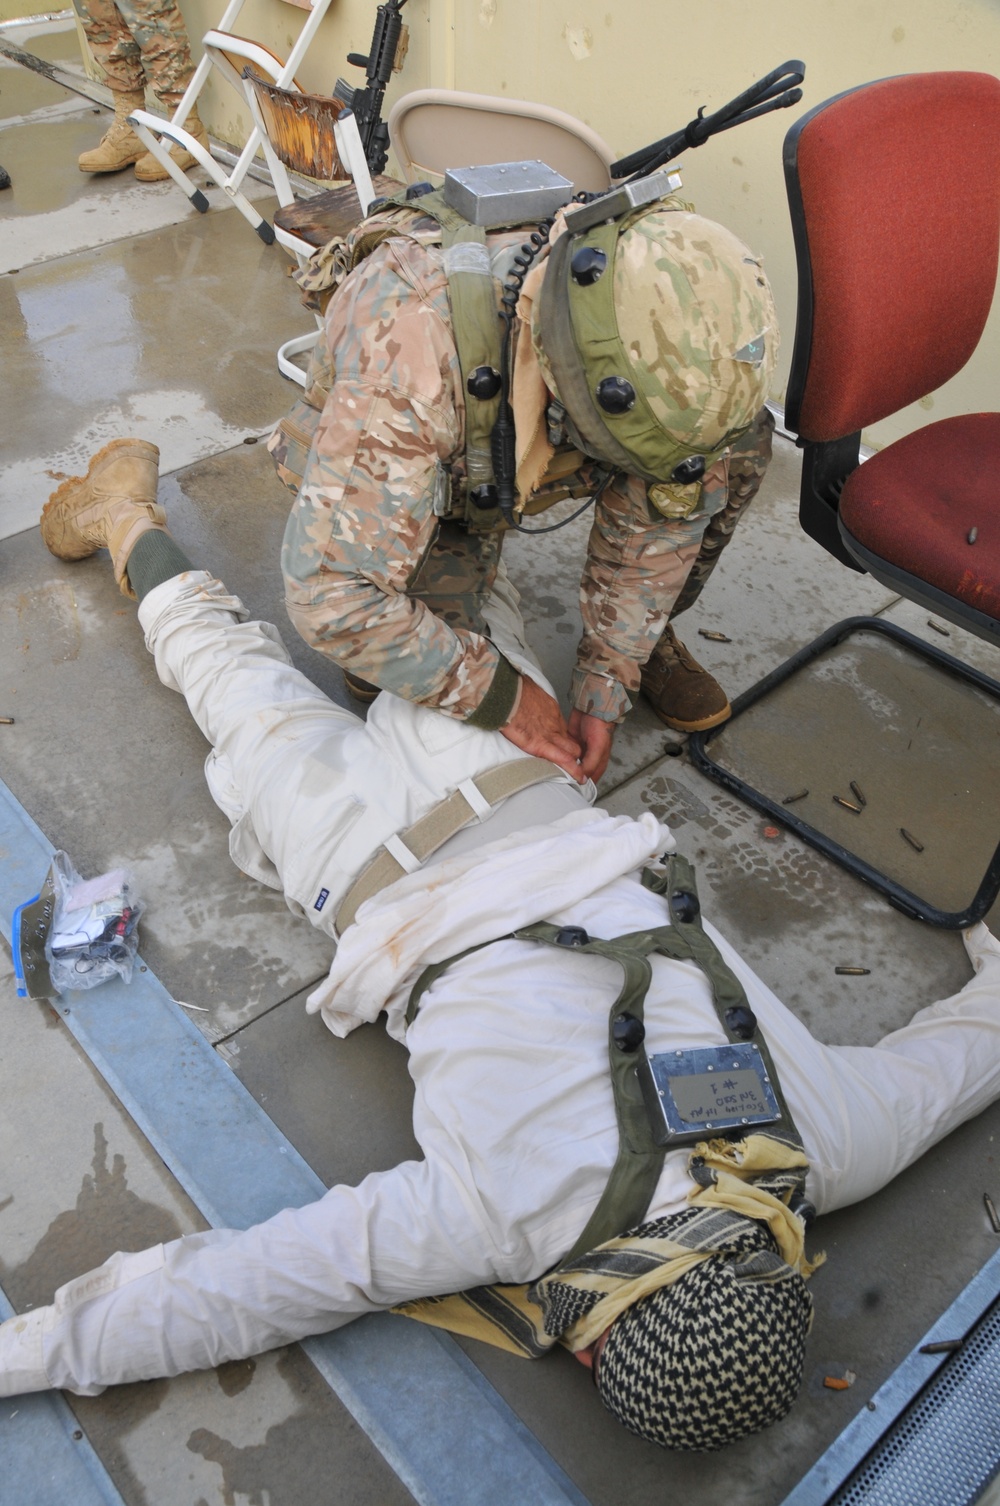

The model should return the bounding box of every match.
[696,626,1000,919]
[830,1302,1000,1504]
[784,1248,1000,1506]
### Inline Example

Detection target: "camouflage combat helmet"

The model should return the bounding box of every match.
[536,205,777,499]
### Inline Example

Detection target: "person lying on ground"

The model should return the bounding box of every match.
[3,438,999,1454]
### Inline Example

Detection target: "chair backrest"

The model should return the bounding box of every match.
[387,88,615,192]
[784,72,1000,442]
[204,30,303,96]
[243,70,347,181]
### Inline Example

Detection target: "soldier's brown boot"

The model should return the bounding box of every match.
[134,107,210,181]
[343,669,381,703]
[78,91,146,173]
[41,439,165,599]
[640,624,731,732]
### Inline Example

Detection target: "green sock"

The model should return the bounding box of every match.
[125,530,194,600]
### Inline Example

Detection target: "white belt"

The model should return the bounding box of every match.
[334,756,563,933]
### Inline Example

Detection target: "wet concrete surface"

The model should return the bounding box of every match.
[224,983,423,1184]
[2,21,86,70]
[0,950,413,1506]
[0,516,336,1037]
[0,186,310,537]
[0,951,202,1309]
[0,108,123,219]
[0,46,83,120]
[4,21,1000,1505]
[506,434,902,795]
[0,126,276,276]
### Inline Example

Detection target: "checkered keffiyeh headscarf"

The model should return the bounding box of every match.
[396,1153,820,1454]
[589,1208,813,1451]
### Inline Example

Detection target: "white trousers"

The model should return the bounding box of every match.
[138,565,587,932]
[3,568,1000,1401]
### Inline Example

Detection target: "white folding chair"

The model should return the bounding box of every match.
[127,0,338,243]
[387,88,617,191]
[241,68,375,382]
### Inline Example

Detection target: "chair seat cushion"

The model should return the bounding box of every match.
[839,412,1000,619]
[274,175,404,248]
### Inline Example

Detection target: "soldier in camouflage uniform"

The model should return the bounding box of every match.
[272,193,777,784]
[74,0,208,181]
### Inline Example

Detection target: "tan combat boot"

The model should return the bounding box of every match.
[134,107,210,182]
[640,624,731,732]
[78,91,146,173]
[41,439,165,599]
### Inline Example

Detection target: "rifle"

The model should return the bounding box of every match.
[610,59,806,180]
[334,0,410,177]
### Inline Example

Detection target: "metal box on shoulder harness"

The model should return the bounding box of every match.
[443,161,573,228]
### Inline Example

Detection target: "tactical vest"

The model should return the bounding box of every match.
[268,190,594,535]
[405,853,812,1266]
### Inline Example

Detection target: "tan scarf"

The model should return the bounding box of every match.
[393,1135,824,1357]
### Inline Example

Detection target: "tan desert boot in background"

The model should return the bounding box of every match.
[640,624,732,733]
[41,439,165,599]
[78,91,146,173]
[134,108,210,182]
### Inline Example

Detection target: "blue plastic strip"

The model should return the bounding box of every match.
[10,893,35,996]
[0,1286,125,1506]
[0,778,590,1506]
[782,1244,1000,1505]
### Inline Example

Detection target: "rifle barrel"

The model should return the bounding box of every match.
[610,59,805,179]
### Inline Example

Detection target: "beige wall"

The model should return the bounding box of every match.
[0,0,56,17]
[139,0,1000,445]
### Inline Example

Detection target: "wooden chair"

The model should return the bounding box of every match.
[240,68,376,383]
[126,0,337,243]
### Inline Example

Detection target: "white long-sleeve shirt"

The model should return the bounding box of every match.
[3,820,1000,1400]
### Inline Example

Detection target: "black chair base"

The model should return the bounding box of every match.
[688,615,1000,928]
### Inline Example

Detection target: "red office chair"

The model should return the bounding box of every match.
[690,72,1000,927]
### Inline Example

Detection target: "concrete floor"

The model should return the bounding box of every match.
[3,15,1000,1506]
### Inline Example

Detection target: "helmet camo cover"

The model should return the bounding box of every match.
[537,204,778,483]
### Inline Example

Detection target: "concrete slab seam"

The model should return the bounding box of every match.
[0,777,590,1506]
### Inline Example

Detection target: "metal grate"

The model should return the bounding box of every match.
[831,1298,1000,1504]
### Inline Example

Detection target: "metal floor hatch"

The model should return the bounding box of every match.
[785,1248,1000,1506]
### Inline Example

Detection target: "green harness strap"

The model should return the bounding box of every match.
[374,189,505,529]
[406,853,807,1268]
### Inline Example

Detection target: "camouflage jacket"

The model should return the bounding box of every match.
[275,209,731,726]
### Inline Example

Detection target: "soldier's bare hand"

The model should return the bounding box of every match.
[501,675,585,782]
[568,709,615,783]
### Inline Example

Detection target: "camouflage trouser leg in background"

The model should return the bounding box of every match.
[665,405,776,626]
[73,0,196,102]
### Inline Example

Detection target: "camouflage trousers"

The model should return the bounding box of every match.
[407,521,504,639]
[666,405,775,625]
[408,407,776,652]
[73,0,196,103]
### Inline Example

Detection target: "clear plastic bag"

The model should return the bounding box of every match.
[44,852,144,993]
